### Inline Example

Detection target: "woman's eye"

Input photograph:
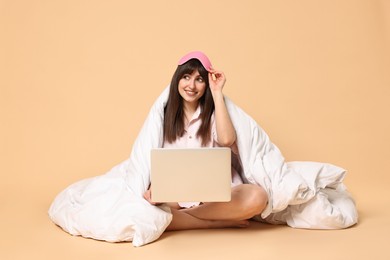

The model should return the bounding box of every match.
[183,75,190,80]
[197,77,204,82]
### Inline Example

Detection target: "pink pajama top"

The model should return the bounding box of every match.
[163,105,243,208]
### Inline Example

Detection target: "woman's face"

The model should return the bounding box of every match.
[178,70,207,107]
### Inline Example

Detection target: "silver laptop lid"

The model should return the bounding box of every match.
[151,148,231,203]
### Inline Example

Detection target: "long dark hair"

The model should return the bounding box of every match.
[163,59,215,146]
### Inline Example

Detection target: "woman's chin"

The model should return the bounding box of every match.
[183,97,200,105]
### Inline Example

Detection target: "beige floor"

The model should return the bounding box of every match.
[1,0,390,259]
[1,179,389,259]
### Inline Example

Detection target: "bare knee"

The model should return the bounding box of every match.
[237,184,268,218]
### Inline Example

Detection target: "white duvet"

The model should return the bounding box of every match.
[48,87,358,246]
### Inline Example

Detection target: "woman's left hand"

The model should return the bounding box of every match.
[208,68,226,93]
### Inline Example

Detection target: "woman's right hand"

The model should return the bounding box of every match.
[143,188,162,206]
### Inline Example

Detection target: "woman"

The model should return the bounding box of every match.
[144,51,268,230]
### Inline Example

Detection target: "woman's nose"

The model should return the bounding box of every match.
[188,78,196,89]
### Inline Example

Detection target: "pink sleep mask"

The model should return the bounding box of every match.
[178,51,213,72]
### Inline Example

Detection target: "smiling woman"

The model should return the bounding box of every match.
[49,50,358,247]
[146,51,268,230]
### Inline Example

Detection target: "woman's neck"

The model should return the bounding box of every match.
[183,101,198,113]
[183,101,199,122]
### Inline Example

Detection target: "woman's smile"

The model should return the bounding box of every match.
[184,89,197,96]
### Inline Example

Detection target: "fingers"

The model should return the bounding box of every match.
[208,68,225,81]
[208,71,216,82]
[143,189,151,201]
[143,189,154,204]
[208,68,226,92]
[143,189,162,206]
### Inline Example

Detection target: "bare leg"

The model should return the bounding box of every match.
[166,208,250,231]
[183,184,267,221]
[165,184,267,231]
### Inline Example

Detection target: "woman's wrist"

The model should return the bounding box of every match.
[211,89,224,99]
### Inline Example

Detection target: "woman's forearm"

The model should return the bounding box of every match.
[212,90,236,147]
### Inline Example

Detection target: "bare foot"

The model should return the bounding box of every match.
[208,219,250,229]
[235,220,250,228]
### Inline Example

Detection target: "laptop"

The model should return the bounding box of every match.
[151,148,231,203]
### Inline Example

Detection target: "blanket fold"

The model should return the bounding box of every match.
[49,87,358,247]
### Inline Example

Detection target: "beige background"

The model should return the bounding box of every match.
[1,0,390,259]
